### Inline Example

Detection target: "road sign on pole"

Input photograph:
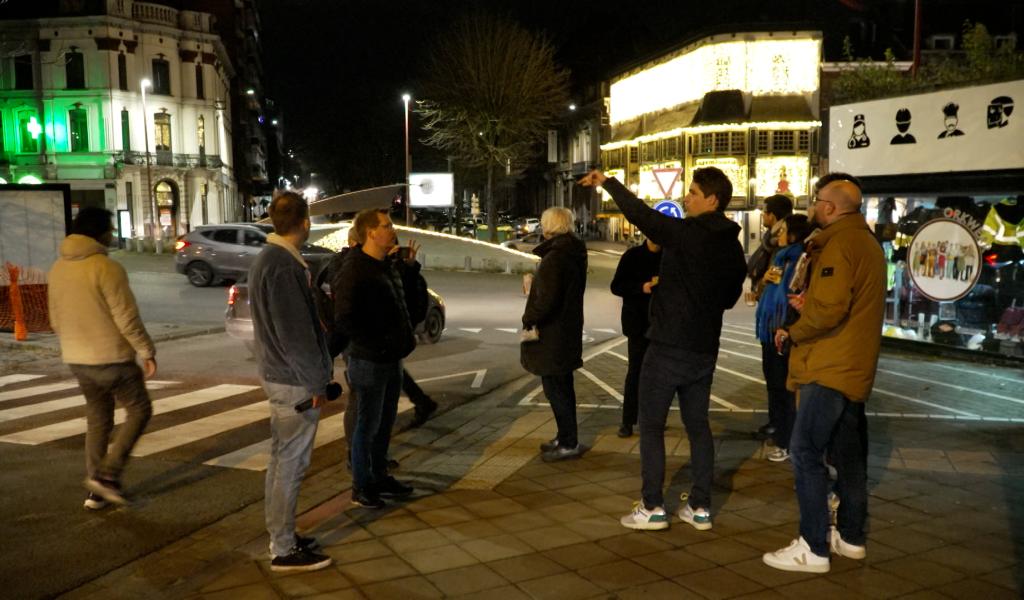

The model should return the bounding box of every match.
[653,200,683,219]
[652,168,682,199]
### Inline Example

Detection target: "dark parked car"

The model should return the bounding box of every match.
[174,223,333,287]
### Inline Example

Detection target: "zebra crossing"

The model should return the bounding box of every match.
[0,377,414,472]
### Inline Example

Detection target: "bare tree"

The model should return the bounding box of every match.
[418,13,569,241]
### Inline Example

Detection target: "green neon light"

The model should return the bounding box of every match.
[18,175,43,184]
[27,116,42,140]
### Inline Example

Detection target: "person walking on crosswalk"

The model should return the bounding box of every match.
[48,207,157,510]
[249,191,334,573]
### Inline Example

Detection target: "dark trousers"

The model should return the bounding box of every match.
[402,370,430,406]
[541,372,578,448]
[344,368,428,454]
[791,383,869,557]
[69,362,152,482]
[761,342,796,450]
[347,357,403,491]
[638,343,717,510]
[621,336,649,426]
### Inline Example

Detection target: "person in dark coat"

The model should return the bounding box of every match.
[610,238,661,438]
[521,207,588,462]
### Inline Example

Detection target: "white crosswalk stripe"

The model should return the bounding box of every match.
[0,381,178,423]
[0,381,79,404]
[0,374,44,388]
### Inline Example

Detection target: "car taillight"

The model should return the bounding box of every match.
[227,285,239,306]
[174,239,190,251]
[983,252,997,267]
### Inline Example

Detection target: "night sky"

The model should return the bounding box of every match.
[257,0,1021,193]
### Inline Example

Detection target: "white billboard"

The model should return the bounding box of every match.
[829,79,1023,177]
[409,173,454,207]
[0,186,71,273]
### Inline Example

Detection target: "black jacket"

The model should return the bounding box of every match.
[610,243,661,338]
[520,233,588,376]
[333,246,418,363]
[604,177,746,356]
[248,244,332,395]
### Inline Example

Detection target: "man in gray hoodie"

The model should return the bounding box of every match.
[48,207,156,510]
[248,191,333,573]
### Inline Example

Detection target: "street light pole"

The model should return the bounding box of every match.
[402,93,411,226]
[141,78,158,252]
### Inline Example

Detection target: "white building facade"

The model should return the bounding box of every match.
[0,0,238,247]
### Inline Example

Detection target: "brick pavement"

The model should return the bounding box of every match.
[63,348,1024,600]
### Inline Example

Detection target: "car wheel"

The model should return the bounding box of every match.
[186,261,215,287]
[420,308,444,344]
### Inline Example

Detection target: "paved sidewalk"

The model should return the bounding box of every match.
[63,344,1023,599]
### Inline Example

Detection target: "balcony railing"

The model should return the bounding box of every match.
[114,150,223,169]
[132,2,179,27]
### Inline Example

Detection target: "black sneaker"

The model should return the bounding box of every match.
[411,398,438,428]
[351,489,386,509]
[617,424,633,438]
[84,477,127,505]
[376,476,414,499]
[83,493,108,510]
[539,438,559,452]
[542,444,587,463]
[755,424,776,441]
[295,534,319,551]
[270,547,332,573]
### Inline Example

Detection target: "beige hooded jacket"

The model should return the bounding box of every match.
[47,235,155,365]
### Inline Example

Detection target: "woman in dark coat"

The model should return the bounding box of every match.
[521,207,588,462]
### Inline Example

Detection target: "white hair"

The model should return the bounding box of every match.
[541,207,573,237]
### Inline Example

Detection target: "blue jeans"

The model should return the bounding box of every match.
[638,343,717,510]
[541,372,578,448]
[791,383,868,557]
[263,381,320,557]
[347,357,402,492]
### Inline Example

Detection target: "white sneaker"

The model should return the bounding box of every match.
[763,537,830,573]
[620,501,670,531]
[767,447,790,462]
[83,493,108,510]
[830,526,866,559]
[677,502,713,531]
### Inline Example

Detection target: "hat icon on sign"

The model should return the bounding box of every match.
[891,108,916,144]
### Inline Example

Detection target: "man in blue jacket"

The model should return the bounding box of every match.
[249,191,333,573]
[580,167,746,532]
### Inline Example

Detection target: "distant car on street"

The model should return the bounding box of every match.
[519,218,540,235]
[501,231,543,254]
[174,223,333,287]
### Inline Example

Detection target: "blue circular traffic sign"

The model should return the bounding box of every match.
[653,200,683,219]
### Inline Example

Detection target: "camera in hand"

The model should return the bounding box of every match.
[294,381,342,413]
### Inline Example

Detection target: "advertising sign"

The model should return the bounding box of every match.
[409,173,454,207]
[0,184,72,272]
[906,219,981,302]
[829,79,1023,176]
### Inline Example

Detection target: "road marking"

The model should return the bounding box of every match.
[593,328,619,334]
[711,394,742,410]
[0,374,44,388]
[132,401,269,456]
[578,368,623,401]
[417,369,487,389]
[458,328,483,334]
[0,381,178,423]
[518,336,628,405]
[921,363,1024,384]
[519,385,544,406]
[607,350,629,362]
[875,368,1024,406]
[496,328,519,333]
[0,384,258,445]
[0,381,80,404]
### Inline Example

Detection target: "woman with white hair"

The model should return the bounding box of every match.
[520,207,588,461]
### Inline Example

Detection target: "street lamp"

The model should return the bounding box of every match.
[141,78,159,252]
[402,93,411,226]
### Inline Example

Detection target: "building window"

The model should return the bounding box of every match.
[154,112,171,151]
[698,133,713,155]
[757,131,770,153]
[665,137,680,159]
[18,113,39,153]
[65,50,85,89]
[730,132,746,154]
[151,57,171,95]
[121,108,131,151]
[195,63,205,99]
[640,141,653,163]
[68,106,89,152]
[713,132,730,154]
[628,146,638,164]
[117,53,128,91]
[197,115,206,154]
[798,130,810,152]
[14,54,33,90]
[772,131,795,153]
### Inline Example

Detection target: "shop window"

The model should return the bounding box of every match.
[773,131,794,153]
[18,113,39,153]
[730,132,746,154]
[154,112,171,151]
[68,106,89,152]
[14,54,33,90]
[195,63,205,100]
[65,50,85,89]
[151,57,171,95]
[640,142,653,163]
[699,133,714,155]
[757,131,770,153]
[628,146,638,164]
[798,130,810,152]
[117,53,128,91]
[665,137,680,159]
[120,108,131,151]
[714,132,730,154]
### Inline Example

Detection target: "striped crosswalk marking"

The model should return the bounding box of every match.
[0,374,44,388]
[0,381,79,404]
[0,384,257,445]
[0,381,179,424]
[132,401,269,456]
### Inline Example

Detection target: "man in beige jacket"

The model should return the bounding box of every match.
[48,207,156,509]
[763,173,885,573]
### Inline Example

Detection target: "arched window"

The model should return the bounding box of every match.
[151,56,171,95]
[68,105,89,152]
[117,53,128,91]
[66,49,85,89]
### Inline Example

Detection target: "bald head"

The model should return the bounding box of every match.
[813,180,863,227]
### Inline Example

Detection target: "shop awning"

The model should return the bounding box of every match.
[649,102,699,133]
[749,95,815,122]
[690,90,746,126]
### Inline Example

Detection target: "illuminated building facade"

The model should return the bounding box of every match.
[599,31,823,249]
[0,0,238,246]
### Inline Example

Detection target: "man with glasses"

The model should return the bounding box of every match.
[763,173,885,573]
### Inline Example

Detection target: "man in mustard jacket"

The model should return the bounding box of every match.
[763,173,885,573]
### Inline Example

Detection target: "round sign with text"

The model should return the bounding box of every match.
[906,218,981,302]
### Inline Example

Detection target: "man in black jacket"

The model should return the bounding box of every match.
[334,208,419,508]
[580,167,746,533]
[249,191,333,572]
[610,239,661,438]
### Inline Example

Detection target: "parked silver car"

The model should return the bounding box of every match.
[174,223,333,287]
[500,231,543,254]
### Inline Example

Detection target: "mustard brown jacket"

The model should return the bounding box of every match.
[787,214,886,402]
[47,234,155,365]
